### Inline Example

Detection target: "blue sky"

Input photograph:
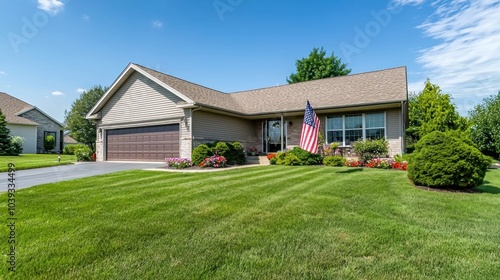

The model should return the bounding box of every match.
[1,0,499,122]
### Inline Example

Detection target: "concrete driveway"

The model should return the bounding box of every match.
[1,162,164,192]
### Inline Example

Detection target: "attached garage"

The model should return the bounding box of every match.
[106,124,179,161]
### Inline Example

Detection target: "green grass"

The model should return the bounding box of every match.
[1,166,499,279]
[0,154,76,172]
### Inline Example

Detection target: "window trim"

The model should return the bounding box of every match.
[325,111,387,146]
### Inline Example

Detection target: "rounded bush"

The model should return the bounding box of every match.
[44,135,56,151]
[9,136,24,155]
[407,131,491,189]
[288,147,323,165]
[323,155,346,167]
[213,142,230,156]
[226,142,245,165]
[75,145,93,162]
[192,144,213,165]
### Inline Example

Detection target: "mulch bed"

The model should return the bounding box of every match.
[412,184,482,194]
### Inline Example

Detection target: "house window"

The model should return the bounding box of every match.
[326,112,385,146]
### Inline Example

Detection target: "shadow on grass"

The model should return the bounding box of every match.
[335,168,363,174]
[476,181,500,194]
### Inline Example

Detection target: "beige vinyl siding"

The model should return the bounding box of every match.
[100,72,184,125]
[386,108,401,140]
[193,111,256,144]
[386,108,403,156]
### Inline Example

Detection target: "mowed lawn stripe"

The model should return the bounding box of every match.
[1,167,499,279]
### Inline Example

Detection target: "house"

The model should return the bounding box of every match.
[63,133,79,146]
[0,92,64,154]
[87,63,408,162]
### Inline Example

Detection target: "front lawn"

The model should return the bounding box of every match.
[1,166,499,279]
[0,154,76,172]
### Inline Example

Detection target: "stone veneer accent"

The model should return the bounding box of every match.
[19,110,62,153]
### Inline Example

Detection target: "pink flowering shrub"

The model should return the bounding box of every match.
[199,155,227,168]
[165,158,193,169]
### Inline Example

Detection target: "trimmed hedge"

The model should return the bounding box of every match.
[407,131,491,189]
[192,141,246,166]
[274,147,323,166]
[323,155,346,167]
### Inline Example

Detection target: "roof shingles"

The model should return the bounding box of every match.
[0,92,38,125]
[134,64,407,115]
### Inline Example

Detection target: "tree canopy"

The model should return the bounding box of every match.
[469,91,500,158]
[406,80,468,151]
[64,85,107,150]
[286,47,351,84]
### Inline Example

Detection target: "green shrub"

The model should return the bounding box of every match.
[63,144,86,155]
[213,142,230,156]
[274,151,287,165]
[192,144,213,165]
[75,145,93,162]
[288,147,323,165]
[226,142,245,165]
[323,155,346,167]
[407,131,492,189]
[274,147,322,166]
[282,153,301,166]
[44,135,56,152]
[353,138,389,162]
[9,136,24,155]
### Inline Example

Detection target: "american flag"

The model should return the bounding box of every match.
[299,101,320,154]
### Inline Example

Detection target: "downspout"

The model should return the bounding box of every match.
[280,113,284,152]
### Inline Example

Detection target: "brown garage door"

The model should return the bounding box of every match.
[106,124,179,161]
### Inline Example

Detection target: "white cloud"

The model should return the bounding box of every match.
[76,88,86,93]
[152,20,163,29]
[393,0,426,6]
[52,91,64,96]
[37,0,64,15]
[82,15,90,21]
[0,71,5,75]
[397,0,500,115]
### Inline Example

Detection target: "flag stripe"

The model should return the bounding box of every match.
[299,101,320,154]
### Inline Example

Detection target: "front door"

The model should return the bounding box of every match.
[263,120,287,153]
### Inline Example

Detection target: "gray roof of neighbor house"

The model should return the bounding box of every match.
[88,63,407,118]
[0,92,63,126]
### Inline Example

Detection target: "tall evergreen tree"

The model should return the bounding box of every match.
[406,80,468,151]
[0,108,12,155]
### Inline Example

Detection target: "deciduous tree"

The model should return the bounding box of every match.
[287,47,351,84]
[64,86,107,150]
[469,91,500,158]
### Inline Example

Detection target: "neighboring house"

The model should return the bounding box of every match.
[63,133,79,147]
[0,92,64,154]
[87,63,408,162]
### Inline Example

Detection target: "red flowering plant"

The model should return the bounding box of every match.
[344,159,364,167]
[391,161,408,170]
[267,153,277,160]
[199,155,227,168]
[365,158,392,169]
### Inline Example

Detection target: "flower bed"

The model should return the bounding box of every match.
[165,158,193,169]
[344,158,408,170]
[199,155,227,168]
